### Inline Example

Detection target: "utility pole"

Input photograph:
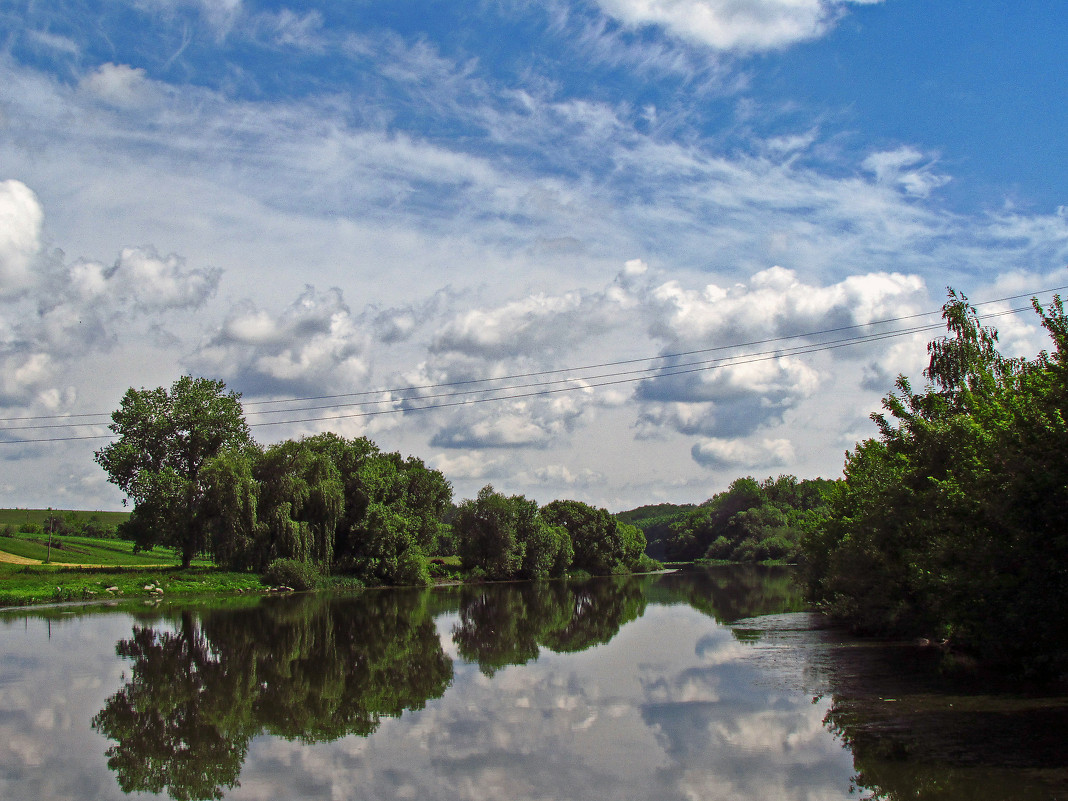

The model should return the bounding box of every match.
[46,508,53,564]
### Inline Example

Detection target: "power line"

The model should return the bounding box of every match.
[0,295,1047,445]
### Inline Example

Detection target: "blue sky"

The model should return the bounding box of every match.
[1,0,1066,510]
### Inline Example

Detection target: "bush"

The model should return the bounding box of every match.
[635,553,663,573]
[262,558,321,591]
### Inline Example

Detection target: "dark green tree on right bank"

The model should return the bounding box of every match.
[804,291,1068,677]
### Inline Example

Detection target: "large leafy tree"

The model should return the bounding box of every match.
[95,376,252,567]
[541,499,644,575]
[805,292,1068,675]
[455,486,571,580]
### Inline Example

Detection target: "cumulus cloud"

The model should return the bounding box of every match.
[522,463,606,488]
[430,401,578,449]
[105,247,220,311]
[191,285,371,397]
[690,436,795,468]
[0,196,222,406]
[593,0,884,52]
[633,267,926,441]
[0,180,44,298]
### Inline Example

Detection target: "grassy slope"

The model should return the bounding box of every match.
[0,508,229,606]
[615,503,695,528]
[0,533,212,566]
[615,503,696,560]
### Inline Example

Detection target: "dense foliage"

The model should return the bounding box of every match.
[96,379,658,583]
[804,292,1068,677]
[95,377,251,567]
[199,433,452,585]
[93,593,452,799]
[652,475,833,564]
[452,488,653,580]
[541,499,647,575]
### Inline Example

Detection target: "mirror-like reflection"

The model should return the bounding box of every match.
[728,612,1068,800]
[452,577,646,675]
[0,566,1063,800]
[91,592,452,799]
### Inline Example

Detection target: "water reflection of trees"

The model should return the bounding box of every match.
[790,627,1068,801]
[648,564,805,623]
[822,686,1068,799]
[91,569,810,800]
[92,591,452,800]
[452,578,646,675]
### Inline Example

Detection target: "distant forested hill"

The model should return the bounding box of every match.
[614,503,695,560]
[617,476,835,563]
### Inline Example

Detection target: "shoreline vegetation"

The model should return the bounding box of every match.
[0,554,692,610]
[0,499,807,608]
[5,292,1068,681]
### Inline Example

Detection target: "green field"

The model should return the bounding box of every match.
[0,508,129,528]
[0,532,210,566]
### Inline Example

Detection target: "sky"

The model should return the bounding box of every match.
[0,0,1066,512]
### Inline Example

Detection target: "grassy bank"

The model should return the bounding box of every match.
[0,564,268,608]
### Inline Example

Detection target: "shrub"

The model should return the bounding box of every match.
[262,558,321,591]
[636,553,663,572]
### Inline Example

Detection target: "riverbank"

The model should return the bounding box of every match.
[0,564,275,607]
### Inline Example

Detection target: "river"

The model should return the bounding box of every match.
[0,566,1064,800]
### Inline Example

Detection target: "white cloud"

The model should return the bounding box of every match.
[191,286,371,397]
[107,247,221,311]
[0,180,44,298]
[691,436,795,468]
[257,9,325,49]
[79,63,152,107]
[135,0,244,38]
[593,0,883,52]
[25,29,80,56]
[430,403,566,449]
[522,463,606,488]
[862,146,950,198]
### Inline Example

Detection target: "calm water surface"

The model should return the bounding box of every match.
[0,566,1064,800]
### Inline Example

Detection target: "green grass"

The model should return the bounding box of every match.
[0,564,268,608]
[0,532,212,566]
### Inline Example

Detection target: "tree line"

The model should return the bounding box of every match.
[802,291,1068,677]
[644,474,834,564]
[94,378,652,584]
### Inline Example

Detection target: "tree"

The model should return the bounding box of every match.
[253,438,344,570]
[541,499,644,575]
[455,486,570,580]
[804,292,1068,675]
[95,376,252,567]
[200,445,261,571]
[660,476,829,564]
